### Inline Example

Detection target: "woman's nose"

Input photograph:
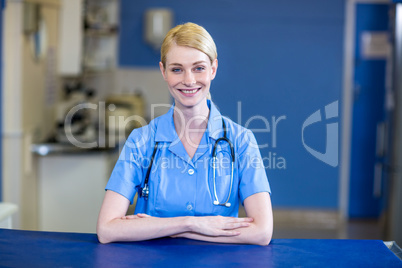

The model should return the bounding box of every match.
[183,72,196,86]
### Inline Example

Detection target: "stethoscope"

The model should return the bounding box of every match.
[138,118,235,208]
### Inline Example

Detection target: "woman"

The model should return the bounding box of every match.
[97,22,273,245]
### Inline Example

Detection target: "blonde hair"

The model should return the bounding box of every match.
[160,22,217,69]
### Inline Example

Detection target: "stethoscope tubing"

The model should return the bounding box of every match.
[140,141,159,199]
[212,131,235,207]
[139,118,235,208]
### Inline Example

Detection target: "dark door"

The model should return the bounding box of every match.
[349,3,391,218]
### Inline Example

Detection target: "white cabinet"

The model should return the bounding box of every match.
[58,0,83,75]
[58,0,119,76]
[37,151,118,233]
[0,203,18,229]
[83,0,119,72]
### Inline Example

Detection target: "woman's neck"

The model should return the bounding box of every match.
[173,100,210,131]
[173,100,210,158]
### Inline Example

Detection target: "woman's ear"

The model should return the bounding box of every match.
[159,62,167,81]
[211,59,218,80]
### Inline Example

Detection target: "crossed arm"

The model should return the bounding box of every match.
[96,190,273,246]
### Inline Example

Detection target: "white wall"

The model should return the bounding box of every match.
[113,68,171,119]
[2,0,60,230]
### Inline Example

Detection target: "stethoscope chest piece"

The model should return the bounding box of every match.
[213,200,231,207]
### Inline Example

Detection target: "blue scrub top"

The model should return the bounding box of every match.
[106,100,271,217]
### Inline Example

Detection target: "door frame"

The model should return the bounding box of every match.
[340,0,391,220]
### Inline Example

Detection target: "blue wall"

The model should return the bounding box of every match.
[119,0,345,208]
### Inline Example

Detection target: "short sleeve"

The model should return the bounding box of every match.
[237,130,271,204]
[105,126,152,204]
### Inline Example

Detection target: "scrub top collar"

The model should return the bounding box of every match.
[206,100,226,141]
[153,100,225,166]
[154,99,224,144]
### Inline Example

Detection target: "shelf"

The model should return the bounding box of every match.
[84,0,119,33]
[84,25,118,36]
[82,67,115,75]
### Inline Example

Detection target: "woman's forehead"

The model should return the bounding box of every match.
[165,44,209,65]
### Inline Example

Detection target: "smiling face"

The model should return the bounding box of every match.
[159,44,218,111]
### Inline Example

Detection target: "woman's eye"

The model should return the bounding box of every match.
[194,66,205,72]
[171,68,182,73]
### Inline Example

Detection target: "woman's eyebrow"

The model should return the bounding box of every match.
[168,61,207,67]
[192,61,207,65]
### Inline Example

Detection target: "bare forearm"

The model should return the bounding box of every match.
[97,216,191,243]
[97,191,272,244]
[97,214,253,244]
[176,222,272,246]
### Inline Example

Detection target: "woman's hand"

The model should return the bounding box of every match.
[188,216,253,237]
[172,193,272,245]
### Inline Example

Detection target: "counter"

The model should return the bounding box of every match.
[0,228,401,267]
[31,141,121,156]
[32,142,119,233]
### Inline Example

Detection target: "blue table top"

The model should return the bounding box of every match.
[0,228,401,267]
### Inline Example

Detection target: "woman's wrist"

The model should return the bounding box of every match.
[182,216,195,233]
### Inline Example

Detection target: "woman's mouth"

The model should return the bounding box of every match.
[179,88,200,95]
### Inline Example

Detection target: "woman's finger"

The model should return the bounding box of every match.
[121,215,138,220]
[223,221,251,230]
[137,213,152,218]
[232,217,254,223]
